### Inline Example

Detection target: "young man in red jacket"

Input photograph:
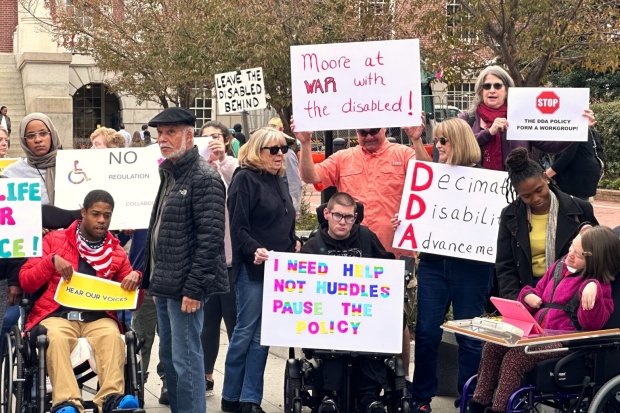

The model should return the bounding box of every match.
[19,190,141,413]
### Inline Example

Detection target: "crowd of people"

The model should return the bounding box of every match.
[0,62,618,413]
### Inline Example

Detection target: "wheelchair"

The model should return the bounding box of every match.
[284,348,411,413]
[0,305,145,413]
[459,277,620,413]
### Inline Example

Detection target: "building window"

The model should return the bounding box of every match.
[447,82,476,110]
[191,88,213,132]
[359,0,394,17]
[446,1,475,43]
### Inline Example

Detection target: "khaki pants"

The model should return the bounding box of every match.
[40,317,125,413]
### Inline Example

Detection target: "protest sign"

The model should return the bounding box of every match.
[291,39,422,132]
[0,158,18,175]
[507,88,589,142]
[392,161,510,263]
[0,178,42,258]
[215,67,267,114]
[55,146,161,230]
[261,251,405,353]
[54,271,139,311]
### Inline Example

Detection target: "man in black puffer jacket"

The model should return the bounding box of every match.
[144,107,227,413]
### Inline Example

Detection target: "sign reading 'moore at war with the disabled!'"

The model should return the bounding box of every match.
[261,252,405,353]
[290,39,423,132]
[392,161,510,263]
[0,178,43,258]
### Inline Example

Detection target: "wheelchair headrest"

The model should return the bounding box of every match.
[315,202,365,226]
[42,205,81,229]
[604,273,620,329]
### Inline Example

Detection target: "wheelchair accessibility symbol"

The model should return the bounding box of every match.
[68,160,91,184]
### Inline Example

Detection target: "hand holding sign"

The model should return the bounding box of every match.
[53,254,74,282]
[120,271,141,291]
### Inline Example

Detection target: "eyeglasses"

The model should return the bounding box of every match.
[482,83,504,91]
[330,211,356,224]
[24,130,50,141]
[433,136,449,145]
[261,145,289,155]
[357,128,381,137]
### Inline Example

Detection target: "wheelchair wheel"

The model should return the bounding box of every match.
[0,326,24,413]
[284,365,302,413]
[588,374,620,413]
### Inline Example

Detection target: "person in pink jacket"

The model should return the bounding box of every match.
[469,226,620,413]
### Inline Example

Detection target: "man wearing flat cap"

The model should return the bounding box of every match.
[143,107,228,413]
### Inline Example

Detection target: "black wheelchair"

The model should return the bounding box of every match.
[284,348,411,413]
[459,277,620,413]
[0,304,145,413]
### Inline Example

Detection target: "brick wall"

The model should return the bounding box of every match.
[0,0,18,53]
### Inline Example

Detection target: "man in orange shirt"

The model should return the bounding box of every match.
[294,121,431,380]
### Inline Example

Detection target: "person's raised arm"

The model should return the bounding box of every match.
[402,114,431,162]
[291,118,321,184]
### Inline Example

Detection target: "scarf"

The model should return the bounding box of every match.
[18,113,61,205]
[76,223,115,278]
[527,189,559,269]
[477,103,507,171]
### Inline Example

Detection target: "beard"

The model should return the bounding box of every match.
[162,136,188,160]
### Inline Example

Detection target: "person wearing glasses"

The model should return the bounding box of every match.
[395,118,494,413]
[198,121,239,397]
[3,112,62,205]
[222,127,297,413]
[461,65,594,171]
[0,126,9,158]
[301,191,395,413]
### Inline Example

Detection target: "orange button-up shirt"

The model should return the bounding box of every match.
[314,140,416,254]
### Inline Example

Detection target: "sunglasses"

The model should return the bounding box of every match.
[261,145,289,155]
[433,136,449,145]
[357,128,381,137]
[482,83,504,91]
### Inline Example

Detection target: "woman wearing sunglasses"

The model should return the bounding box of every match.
[3,112,61,205]
[461,65,581,171]
[222,127,297,413]
[404,118,494,413]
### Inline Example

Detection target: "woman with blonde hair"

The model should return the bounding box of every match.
[222,127,296,413]
[89,127,116,149]
[405,118,494,411]
[0,126,9,158]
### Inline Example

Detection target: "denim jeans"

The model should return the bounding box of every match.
[411,257,492,402]
[222,265,269,405]
[156,296,205,413]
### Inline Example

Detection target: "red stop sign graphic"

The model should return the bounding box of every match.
[536,91,560,114]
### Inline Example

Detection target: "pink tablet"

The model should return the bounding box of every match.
[490,296,545,337]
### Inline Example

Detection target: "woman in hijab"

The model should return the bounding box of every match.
[2,113,61,205]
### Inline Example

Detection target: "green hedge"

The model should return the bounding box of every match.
[592,101,620,182]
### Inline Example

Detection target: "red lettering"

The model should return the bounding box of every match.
[405,193,426,220]
[410,162,433,191]
[397,224,417,249]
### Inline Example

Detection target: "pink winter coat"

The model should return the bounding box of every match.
[518,258,614,332]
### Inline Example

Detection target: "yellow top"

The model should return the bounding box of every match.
[530,213,549,277]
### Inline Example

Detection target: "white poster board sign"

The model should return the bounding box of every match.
[291,39,422,132]
[215,67,267,114]
[0,178,43,258]
[507,88,589,142]
[392,162,510,263]
[55,146,161,230]
[261,252,405,353]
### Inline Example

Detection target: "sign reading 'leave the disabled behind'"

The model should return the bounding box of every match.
[0,178,42,258]
[261,252,405,353]
[392,162,510,263]
[54,272,139,311]
[55,146,161,230]
[215,67,267,114]
[507,88,589,142]
[291,39,422,132]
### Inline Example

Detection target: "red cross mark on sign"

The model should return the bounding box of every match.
[536,91,560,114]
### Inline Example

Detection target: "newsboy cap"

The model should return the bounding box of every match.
[148,107,196,127]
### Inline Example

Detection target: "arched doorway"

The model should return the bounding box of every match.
[72,83,121,148]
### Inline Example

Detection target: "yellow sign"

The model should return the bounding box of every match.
[54,271,139,311]
[0,158,19,175]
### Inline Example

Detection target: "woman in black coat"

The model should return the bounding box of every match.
[496,148,598,299]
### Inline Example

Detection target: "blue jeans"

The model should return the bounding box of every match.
[155,297,205,413]
[411,257,492,402]
[222,265,269,405]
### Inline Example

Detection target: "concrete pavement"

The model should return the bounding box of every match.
[140,328,458,413]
